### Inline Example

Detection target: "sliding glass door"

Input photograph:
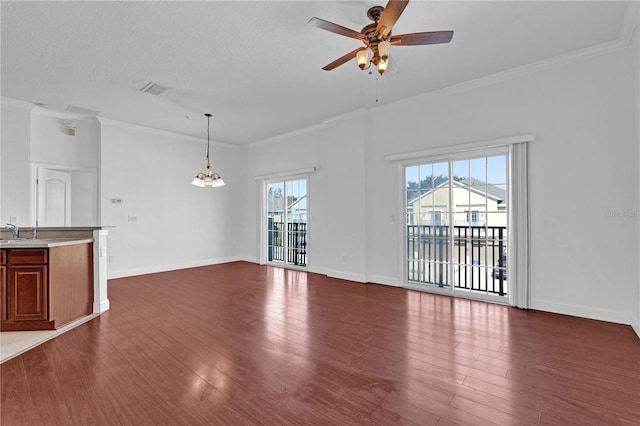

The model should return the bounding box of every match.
[405,151,508,301]
[266,178,308,268]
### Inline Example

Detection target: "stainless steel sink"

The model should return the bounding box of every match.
[0,238,29,243]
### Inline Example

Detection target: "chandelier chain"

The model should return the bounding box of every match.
[206,114,211,168]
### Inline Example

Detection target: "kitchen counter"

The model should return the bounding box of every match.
[0,227,111,320]
[1,239,95,331]
[0,238,93,249]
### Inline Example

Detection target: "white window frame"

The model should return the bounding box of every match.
[257,167,314,271]
[389,134,533,308]
[400,146,509,304]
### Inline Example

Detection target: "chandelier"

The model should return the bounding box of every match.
[191,113,225,187]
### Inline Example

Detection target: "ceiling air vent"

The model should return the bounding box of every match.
[139,82,167,96]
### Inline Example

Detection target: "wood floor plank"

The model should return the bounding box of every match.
[1,357,46,426]
[2,261,639,425]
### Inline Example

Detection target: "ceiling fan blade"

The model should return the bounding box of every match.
[376,0,410,38]
[390,30,454,46]
[308,17,367,41]
[322,47,366,71]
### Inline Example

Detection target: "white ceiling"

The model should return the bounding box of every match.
[1,1,632,145]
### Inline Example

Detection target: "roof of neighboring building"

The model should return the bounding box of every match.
[267,194,307,214]
[408,178,505,205]
[459,178,506,201]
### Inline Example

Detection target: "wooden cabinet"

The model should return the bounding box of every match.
[0,250,6,321]
[7,249,48,322]
[1,243,93,331]
[8,265,49,321]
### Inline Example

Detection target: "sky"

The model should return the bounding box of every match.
[406,155,507,189]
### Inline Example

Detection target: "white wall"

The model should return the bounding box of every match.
[368,46,637,325]
[1,99,33,226]
[239,123,329,270]
[1,98,244,278]
[2,17,637,332]
[31,108,100,168]
[325,111,368,281]
[100,120,242,278]
[240,110,371,282]
[240,42,639,327]
[30,108,101,226]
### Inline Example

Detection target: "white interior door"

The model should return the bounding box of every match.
[37,168,71,226]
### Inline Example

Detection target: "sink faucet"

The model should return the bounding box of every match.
[5,223,19,239]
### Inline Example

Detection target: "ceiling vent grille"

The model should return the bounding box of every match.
[140,82,167,96]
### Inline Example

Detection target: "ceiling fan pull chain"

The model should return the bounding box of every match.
[376,71,379,103]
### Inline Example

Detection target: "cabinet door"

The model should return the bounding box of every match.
[7,265,48,321]
[0,264,6,321]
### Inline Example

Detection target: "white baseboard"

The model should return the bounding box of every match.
[236,255,258,264]
[631,311,640,339]
[108,256,248,279]
[530,298,632,326]
[367,275,402,287]
[307,265,328,276]
[327,269,367,283]
[94,299,110,313]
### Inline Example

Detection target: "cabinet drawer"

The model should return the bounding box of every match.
[0,250,5,265]
[8,249,47,265]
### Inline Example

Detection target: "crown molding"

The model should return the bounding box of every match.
[245,108,370,148]
[31,106,98,121]
[1,96,36,111]
[374,38,626,115]
[619,0,640,46]
[98,117,238,149]
[247,32,631,149]
[243,120,327,148]
[321,108,367,125]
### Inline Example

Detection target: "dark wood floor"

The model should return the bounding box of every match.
[2,262,639,425]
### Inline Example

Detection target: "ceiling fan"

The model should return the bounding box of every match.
[309,0,453,75]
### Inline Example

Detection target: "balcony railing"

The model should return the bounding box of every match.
[266,221,506,294]
[407,225,507,296]
[267,220,307,266]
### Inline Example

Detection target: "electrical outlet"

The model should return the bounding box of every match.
[9,215,18,223]
[127,216,138,222]
[108,256,114,263]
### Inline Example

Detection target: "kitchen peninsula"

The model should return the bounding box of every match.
[0,227,110,331]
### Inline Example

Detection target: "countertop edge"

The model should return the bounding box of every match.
[0,238,94,249]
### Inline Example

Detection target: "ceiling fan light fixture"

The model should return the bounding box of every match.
[309,1,453,75]
[356,49,369,69]
[377,58,388,75]
[378,40,390,62]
